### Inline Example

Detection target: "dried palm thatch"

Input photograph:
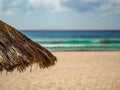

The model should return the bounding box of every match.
[0,20,57,72]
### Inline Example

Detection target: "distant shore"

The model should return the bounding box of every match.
[51,50,120,52]
[0,51,120,90]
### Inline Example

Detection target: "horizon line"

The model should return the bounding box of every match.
[20,29,120,31]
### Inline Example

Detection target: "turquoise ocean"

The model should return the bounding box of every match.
[21,30,120,51]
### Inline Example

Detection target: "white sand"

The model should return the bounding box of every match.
[0,51,120,90]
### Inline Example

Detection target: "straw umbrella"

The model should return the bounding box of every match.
[0,20,57,72]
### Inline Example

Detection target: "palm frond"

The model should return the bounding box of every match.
[0,20,57,72]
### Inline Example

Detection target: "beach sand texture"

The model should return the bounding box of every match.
[0,51,120,90]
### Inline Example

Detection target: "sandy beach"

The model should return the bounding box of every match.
[0,51,120,90]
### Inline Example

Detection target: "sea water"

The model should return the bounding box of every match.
[21,30,120,51]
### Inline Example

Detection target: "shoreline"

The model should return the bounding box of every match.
[51,50,120,52]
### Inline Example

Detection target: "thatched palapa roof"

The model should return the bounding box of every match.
[0,20,57,72]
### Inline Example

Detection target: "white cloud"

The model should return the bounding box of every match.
[0,0,120,15]
[28,0,67,12]
[83,0,97,2]
[5,10,14,15]
[0,0,29,15]
[62,0,120,14]
[28,0,42,8]
[94,3,112,12]
[93,0,120,14]
[11,0,20,6]
[0,0,67,15]
[110,0,120,14]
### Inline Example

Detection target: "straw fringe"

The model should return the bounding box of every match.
[0,20,57,72]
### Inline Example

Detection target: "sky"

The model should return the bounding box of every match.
[0,0,120,30]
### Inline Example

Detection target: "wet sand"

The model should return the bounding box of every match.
[0,51,120,90]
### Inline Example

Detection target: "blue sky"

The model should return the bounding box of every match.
[0,0,120,30]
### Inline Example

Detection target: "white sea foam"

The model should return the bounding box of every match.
[41,44,120,48]
[32,38,120,42]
